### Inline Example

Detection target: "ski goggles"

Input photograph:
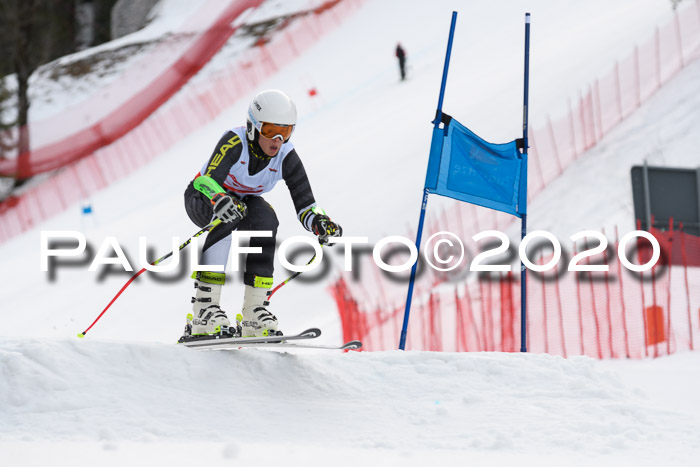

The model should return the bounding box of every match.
[259,122,294,142]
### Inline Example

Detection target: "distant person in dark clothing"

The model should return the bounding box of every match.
[395,43,407,81]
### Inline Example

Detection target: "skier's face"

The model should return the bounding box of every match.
[259,133,282,157]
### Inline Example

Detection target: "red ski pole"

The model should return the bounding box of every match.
[268,246,322,300]
[77,220,221,338]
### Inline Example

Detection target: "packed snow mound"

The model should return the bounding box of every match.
[1,338,698,466]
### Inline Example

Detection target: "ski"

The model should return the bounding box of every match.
[179,327,321,349]
[191,340,363,351]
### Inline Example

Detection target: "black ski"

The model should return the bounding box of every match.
[191,340,363,351]
[179,327,321,349]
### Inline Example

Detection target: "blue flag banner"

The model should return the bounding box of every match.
[424,116,527,218]
[399,12,531,351]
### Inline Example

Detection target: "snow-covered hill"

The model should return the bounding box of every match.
[1,338,699,466]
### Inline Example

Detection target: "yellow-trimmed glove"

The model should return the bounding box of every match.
[312,213,342,245]
[211,193,247,223]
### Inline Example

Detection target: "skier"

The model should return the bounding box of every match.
[395,43,407,81]
[183,89,342,338]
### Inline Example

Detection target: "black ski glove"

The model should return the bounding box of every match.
[312,214,342,245]
[211,193,247,223]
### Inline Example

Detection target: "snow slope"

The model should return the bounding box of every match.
[1,338,699,466]
[1,0,699,465]
[523,41,700,239]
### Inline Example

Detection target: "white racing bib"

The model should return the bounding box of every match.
[200,126,293,197]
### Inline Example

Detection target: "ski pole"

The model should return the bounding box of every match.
[268,244,322,300]
[77,219,222,338]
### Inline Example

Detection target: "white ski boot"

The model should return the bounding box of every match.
[237,284,280,337]
[189,272,231,336]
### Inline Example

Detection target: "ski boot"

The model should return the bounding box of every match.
[188,271,236,337]
[237,282,282,338]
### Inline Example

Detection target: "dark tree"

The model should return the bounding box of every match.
[0,78,12,157]
[0,0,78,179]
[48,1,78,59]
[10,0,41,176]
[0,0,122,181]
[92,0,118,46]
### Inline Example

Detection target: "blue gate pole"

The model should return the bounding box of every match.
[520,13,531,353]
[399,11,458,350]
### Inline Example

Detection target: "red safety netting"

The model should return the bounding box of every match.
[526,2,700,199]
[330,1,700,357]
[0,0,267,179]
[0,0,367,244]
[333,228,700,358]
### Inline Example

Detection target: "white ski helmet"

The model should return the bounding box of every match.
[246,89,297,142]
